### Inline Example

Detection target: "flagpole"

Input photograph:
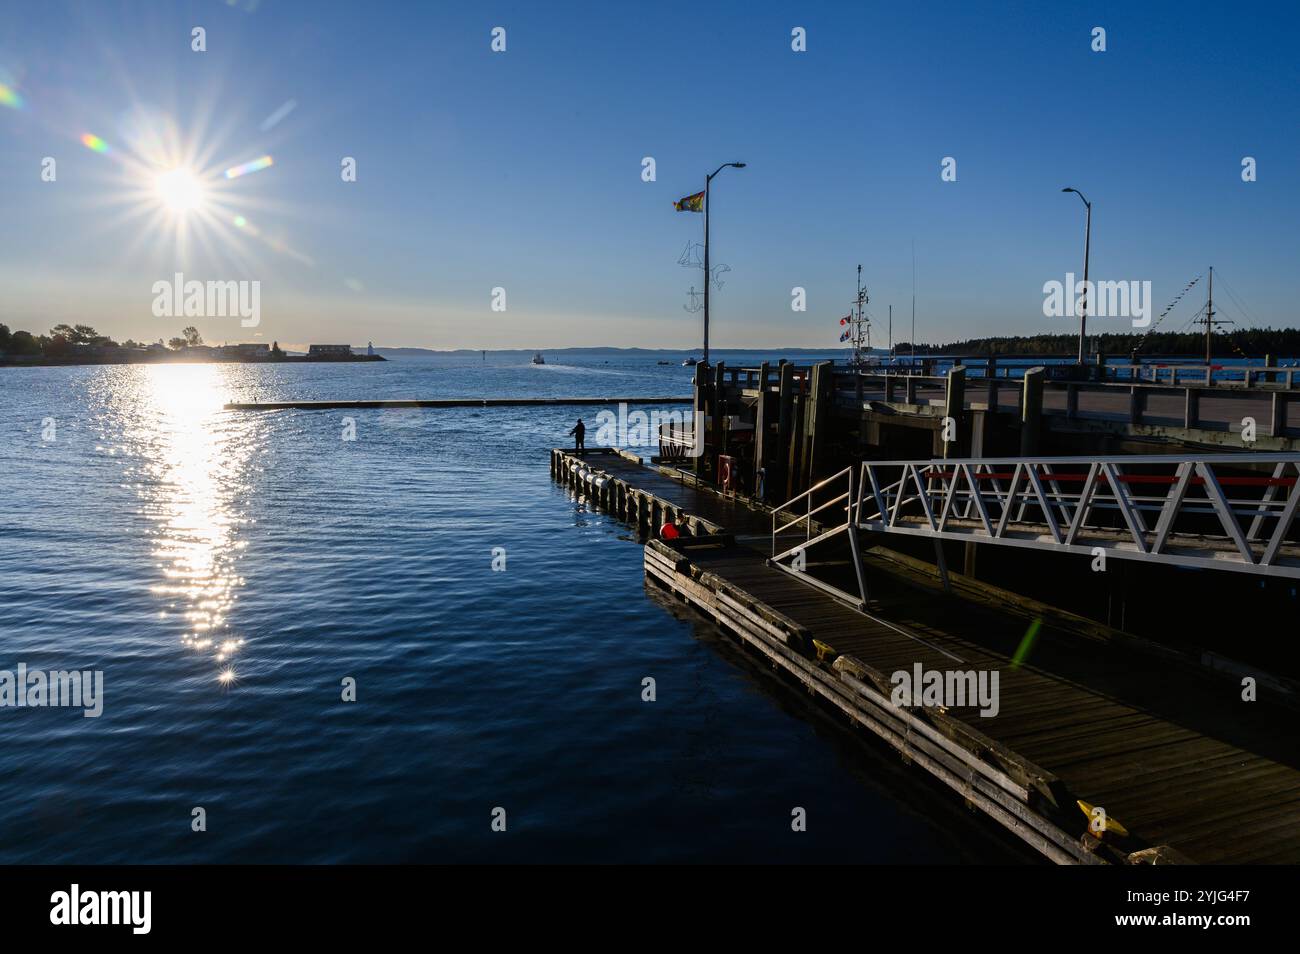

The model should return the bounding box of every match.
[703,176,710,365]
[700,162,746,366]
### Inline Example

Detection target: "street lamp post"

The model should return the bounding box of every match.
[1061,187,1092,365]
[702,161,746,365]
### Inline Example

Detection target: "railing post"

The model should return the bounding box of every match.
[1271,392,1288,438]
[845,468,870,605]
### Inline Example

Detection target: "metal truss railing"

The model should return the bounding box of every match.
[854,454,1300,578]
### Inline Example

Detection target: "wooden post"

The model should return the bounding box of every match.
[805,361,833,488]
[693,361,709,478]
[1129,385,1144,425]
[1271,391,1288,437]
[1184,388,1199,430]
[711,361,726,482]
[943,365,966,459]
[787,382,806,499]
[754,361,770,498]
[776,362,794,501]
[1021,367,1045,456]
[986,356,998,410]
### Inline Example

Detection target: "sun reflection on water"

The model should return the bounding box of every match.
[117,365,256,684]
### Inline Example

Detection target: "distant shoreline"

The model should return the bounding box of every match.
[0,353,386,367]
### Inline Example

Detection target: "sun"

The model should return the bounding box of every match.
[154,166,206,214]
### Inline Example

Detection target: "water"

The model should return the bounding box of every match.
[0,354,1029,863]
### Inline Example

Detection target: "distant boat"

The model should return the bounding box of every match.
[682,357,698,367]
[531,352,545,365]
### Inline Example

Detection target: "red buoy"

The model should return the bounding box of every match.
[660,522,679,539]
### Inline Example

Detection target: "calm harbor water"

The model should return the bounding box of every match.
[0,354,1030,863]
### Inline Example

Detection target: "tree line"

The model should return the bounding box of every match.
[1,323,218,356]
[890,328,1300,359]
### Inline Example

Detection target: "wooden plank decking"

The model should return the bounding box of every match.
[552,447,1300,864]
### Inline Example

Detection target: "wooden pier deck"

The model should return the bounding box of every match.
[552,447,1300,864]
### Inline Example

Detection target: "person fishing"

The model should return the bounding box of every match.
[568,418,585,454]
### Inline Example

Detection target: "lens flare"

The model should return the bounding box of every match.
[80,132,110,153]
[0,83,23,109]
[224,155,273,179]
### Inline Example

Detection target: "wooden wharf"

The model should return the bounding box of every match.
[551,446,1300,865]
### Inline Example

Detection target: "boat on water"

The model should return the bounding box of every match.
[531,352,545,365]
[657,360,672,365]
[682,357,698,367]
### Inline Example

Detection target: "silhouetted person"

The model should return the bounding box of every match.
[569,418,585,454]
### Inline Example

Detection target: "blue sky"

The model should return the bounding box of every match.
[1,0,1297,350]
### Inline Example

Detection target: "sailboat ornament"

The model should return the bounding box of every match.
[837,265,877,368]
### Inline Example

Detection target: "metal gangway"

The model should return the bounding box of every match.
[772,454,1300,604]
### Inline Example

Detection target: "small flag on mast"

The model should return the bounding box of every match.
[839,330,852,342]
[839,313,852,325]
[674,190,704,213]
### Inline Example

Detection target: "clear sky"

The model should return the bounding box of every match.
[1,0,1297,350]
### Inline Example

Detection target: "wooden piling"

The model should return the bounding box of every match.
[711,362,726,481]
[754,362,771,499]
[1020,367,1045,456]
[943,365,966,459]
[777,363,795,499]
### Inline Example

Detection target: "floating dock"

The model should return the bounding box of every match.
[552,446,1300,865]
[224,396,692,411]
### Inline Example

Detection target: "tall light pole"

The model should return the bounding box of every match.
[1062,187,1091,365]
[703,161,745,365]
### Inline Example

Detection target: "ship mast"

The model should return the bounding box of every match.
[851,264,870,366]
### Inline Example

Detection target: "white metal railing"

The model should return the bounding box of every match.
[855,453,1300,577]
[770,466,869,606]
